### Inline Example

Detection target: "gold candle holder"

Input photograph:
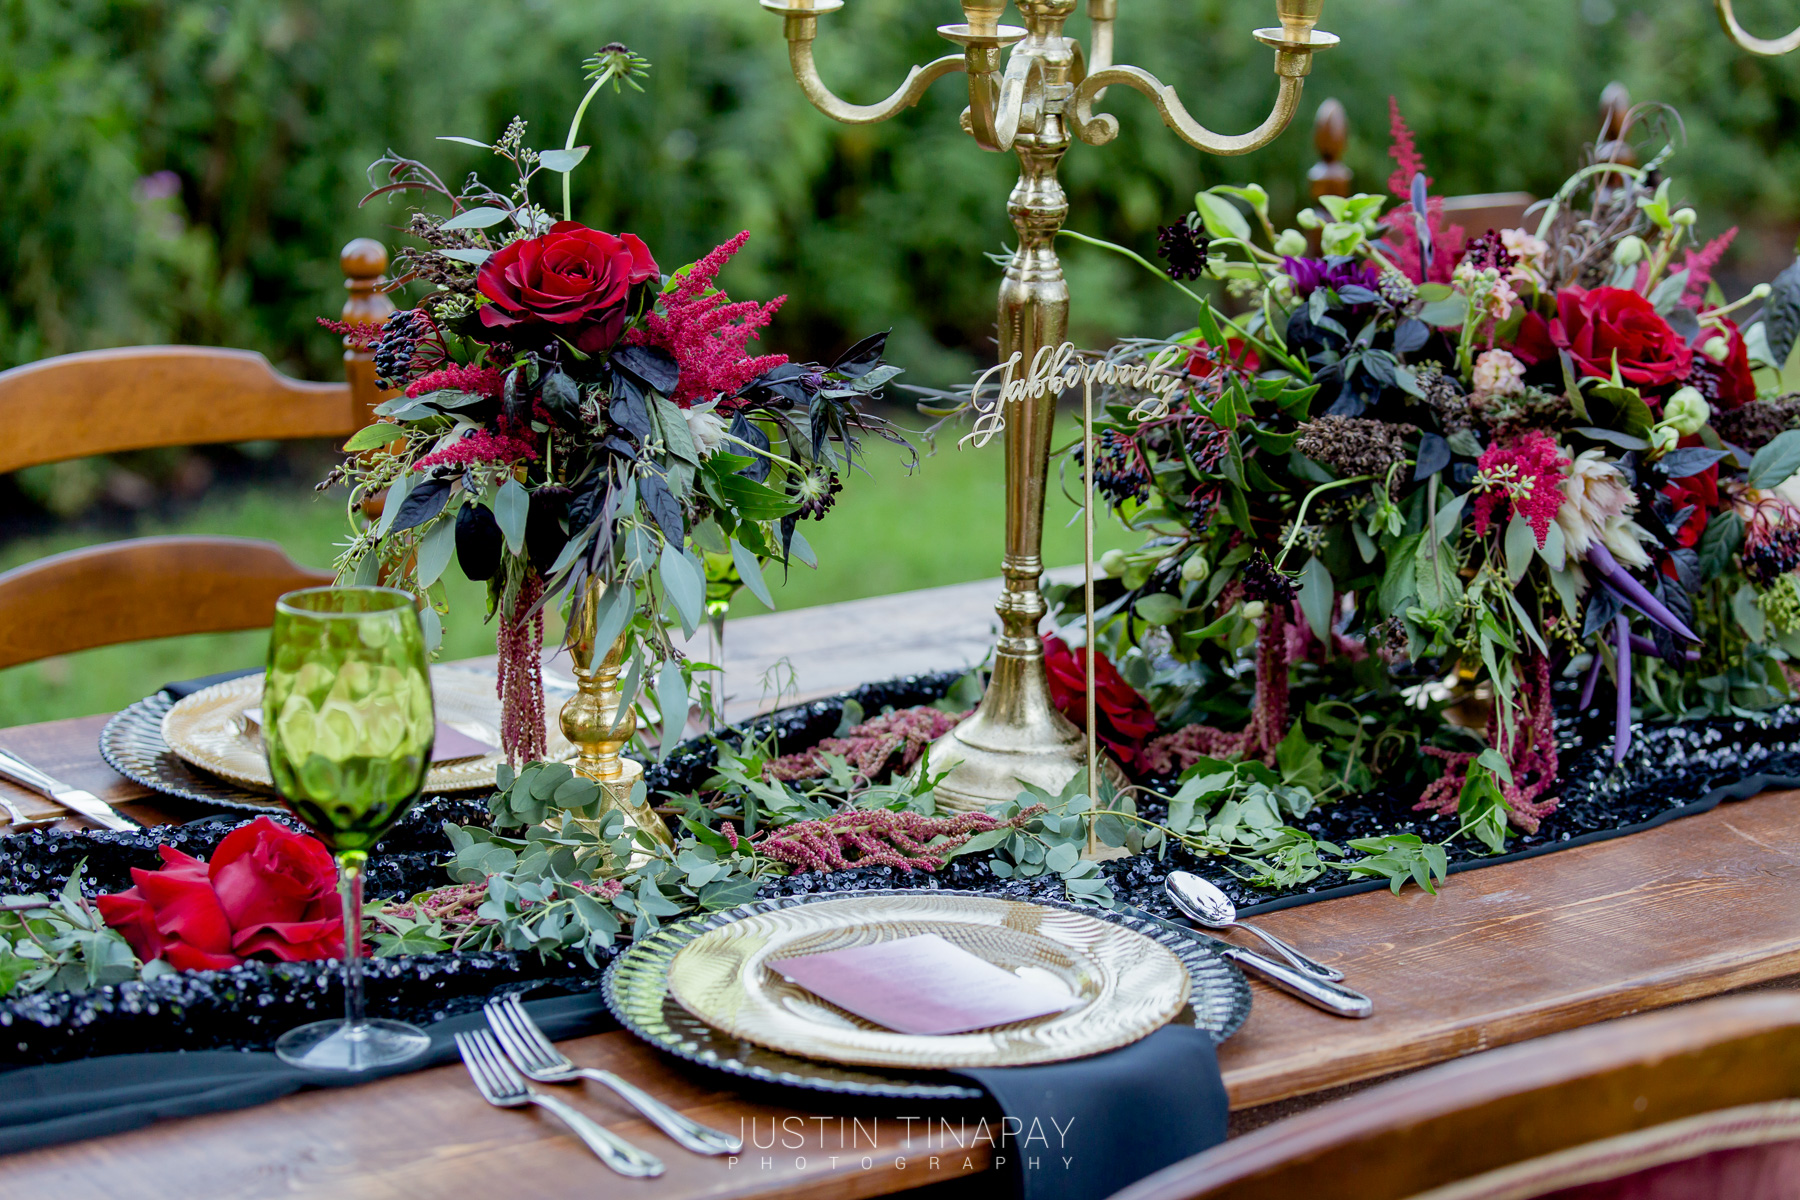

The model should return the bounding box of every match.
[1715,0,1800,55]
[763,0,1337,811]
[560,577,675,861]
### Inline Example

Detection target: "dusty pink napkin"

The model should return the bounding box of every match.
[770,933,1075,1036]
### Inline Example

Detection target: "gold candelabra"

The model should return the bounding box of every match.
[1716,0,1800,55]
[762,0,1337,811]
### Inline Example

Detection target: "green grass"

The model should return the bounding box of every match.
[0,418,1134,726]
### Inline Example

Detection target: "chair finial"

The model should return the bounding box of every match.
[1308,98,1352,203]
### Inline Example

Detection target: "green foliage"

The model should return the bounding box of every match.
[0,865,148,997]
[966,774,1117,906]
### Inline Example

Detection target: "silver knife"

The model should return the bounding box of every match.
[0,749,139,831]
[1119,902,1374,1020]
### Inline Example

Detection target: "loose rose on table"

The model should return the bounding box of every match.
[1041,633,1160,763]
[475,220,659,353]
[95,817,343,972]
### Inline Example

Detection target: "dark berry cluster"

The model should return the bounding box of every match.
[1461,229,1519,274]
[1156,217,1211,282]
[1745,520,1800,586]
[373,310,428,390]
[1088,431,1151,505]
[1242,551,1296,604]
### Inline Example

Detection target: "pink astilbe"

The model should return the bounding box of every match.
[414,428,538,472]
[1138,603,1292,774]
[1382,98,1465,285]
[758,805,1046,875]
[1386,97,1432,196]
[496,574,547,765]
[1414,654,1560,832]
[1680,227,1738,309]
[765,706,968,783]
[627,231,788,407]
[406,363,505,399]
[1471,431,1568,548]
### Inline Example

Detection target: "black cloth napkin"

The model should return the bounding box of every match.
[956,1025,1229,1200]
[161,668,262,700]
[0,993,611,1156]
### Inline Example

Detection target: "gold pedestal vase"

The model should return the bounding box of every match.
[763,0,1338,812]
[559,579,676,863]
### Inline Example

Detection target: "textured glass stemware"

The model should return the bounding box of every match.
[264,586,435,1071]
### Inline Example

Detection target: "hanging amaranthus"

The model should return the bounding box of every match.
[496,573,547,765]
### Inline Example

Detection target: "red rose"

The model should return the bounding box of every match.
[1702,319,1757,411]
[1041,634,1160,762]
[1663,463,1721,549]
[476,221,658,353]
[96,817,343,972]
[1512,287,1693,389]
[1186,339,1260,379]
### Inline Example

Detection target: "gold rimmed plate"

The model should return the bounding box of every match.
[159,665,574,795]
[664,892,1192,1070]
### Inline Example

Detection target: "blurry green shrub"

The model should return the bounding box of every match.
[2,0,1798,391]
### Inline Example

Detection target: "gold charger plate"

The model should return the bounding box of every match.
[665,892,1191,1070]
[159,666,574,795]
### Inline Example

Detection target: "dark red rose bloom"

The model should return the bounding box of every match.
[1702,318,1757,411]
[1663,463,1721,549]
[96,817,343,971]
[1041,633,1160,762]
[1186,338,1260,379]
[1511,287,1693,389]
[476,222,658,353]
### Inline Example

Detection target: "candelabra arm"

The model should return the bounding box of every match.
[1715,0,1800,55]
[787,38,966,125]
[1087,0,1117,75]
[1071,64,1306,155]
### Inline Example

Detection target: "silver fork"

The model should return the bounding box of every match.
[0,791,58,830]
[454,1030,664,1178]
[485,994,743,1155]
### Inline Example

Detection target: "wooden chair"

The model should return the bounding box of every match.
[1111,993,1800,1200]
[0,240,395,671]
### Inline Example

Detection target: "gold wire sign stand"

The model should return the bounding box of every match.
[761,0,1338,812]
[1715,0,1800,55]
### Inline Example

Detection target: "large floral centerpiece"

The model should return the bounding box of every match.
[323,46,906,764]
[1055,99,1800,861]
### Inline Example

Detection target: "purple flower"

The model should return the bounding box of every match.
[1283,255,1380,300]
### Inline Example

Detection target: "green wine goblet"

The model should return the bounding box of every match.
[264,586,436,1071]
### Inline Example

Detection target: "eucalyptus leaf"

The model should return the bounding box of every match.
[731,539,774,608]
[660,539,705,631]
[1134,593,1186,626]
[495,477,529,556]
[656,658,688,761]
[343,423,400,452]
[436,248,491,266]
[416,514,458,588]
[1504,513,1535,585]
[1298,556,1334,642]
[539,146,590,173]
[438,206,510,231]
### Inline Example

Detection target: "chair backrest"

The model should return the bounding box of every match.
[0,537,335,670]
[0,240,395,669]
[1111,993,1800,1200]
[0,240,394,475]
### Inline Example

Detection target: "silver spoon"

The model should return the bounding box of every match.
[1165,872,1346,982]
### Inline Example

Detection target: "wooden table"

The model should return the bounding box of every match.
[4,576,1800,1198]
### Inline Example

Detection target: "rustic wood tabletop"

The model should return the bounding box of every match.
[2,575,1796,1199]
